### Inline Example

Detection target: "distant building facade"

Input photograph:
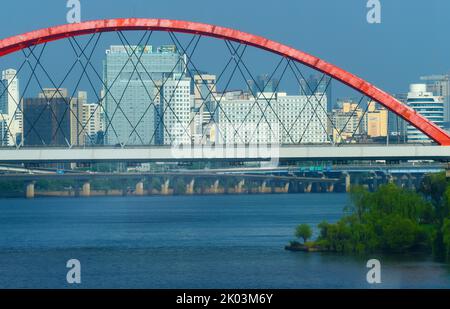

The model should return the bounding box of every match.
[23,89,84,146]
[406,84,444,143]
[0,69,22,146]
[103,45,185,145]
[420,75,450,125]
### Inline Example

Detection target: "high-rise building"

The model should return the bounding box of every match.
[330,100,387,143]
[23,89,85,146]
[0,69,22,146]
[330,101,365,143]
[300,74,333,112]
[217,95,278,145]
[420,75,450,124]
[406,84,444,143]
[366,102,388,138]
[159,77,191,145]
[277,93,328,144]
[24,90,71,146]
[82,101,103,144]
[192,74,217,144]
[248,74,280,95]
[388,94,408,143]
[103,45,185,145]
[0,119,9,146]
[217,92,328,144]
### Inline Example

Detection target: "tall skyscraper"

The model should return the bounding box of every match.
[103,45,185,145]
[0,69,22,146]
[300,74,333,112]
[159,76,191,145]
[420,75,450,125]
[406,84,444,143]
[247,74,280,95]
[82,100,103,144]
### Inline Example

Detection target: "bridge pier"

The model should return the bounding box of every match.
[259,181,269,193]
[135,180,145,196]
[25,181,35,199]
[407,174,414,190]
[80,181,90,197]
[327,183,335,193]
[284,182,290,193]
[186,179,195,195]
[161,179,170,195]
[235,179,245,194]
[386,173,394,184]
[304,182,312,193]
[211,180,220,194]
[342,173,351,193]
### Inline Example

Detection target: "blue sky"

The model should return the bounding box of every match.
[0,0,448,97]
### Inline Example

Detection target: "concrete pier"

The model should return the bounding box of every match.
[161,179,170,195]
[80,181,90,197]
[186,179,195,195]
[25,182,35,199]
[135,181,144,196]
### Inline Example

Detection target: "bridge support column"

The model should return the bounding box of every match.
[386,174,394,184]
[210,180,220,194]
[370,172,378,192]
[135,181,145,196]
[284,182,290,193]
[259,181,268,193]
[344,173,351,193]
[304,183,312,193]
[327,183,335,193]
[186,179,195,195]
[236,180,245,194]
[161,179,170,195]
[25,181,35,199]
[81,181,90,197]
[407,174,414,190]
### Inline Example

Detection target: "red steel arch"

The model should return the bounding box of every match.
[0,18,448,145]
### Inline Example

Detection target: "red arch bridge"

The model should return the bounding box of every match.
[0,18,449,164]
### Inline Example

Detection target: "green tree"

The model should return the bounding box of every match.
[295,224,312,244]
[442,218,450,261]
[381,214,418,252]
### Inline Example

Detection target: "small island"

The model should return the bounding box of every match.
[286,172,450,262]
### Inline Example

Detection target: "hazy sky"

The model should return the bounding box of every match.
[0,0,448,97]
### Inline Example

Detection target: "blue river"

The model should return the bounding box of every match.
[0,194,448,288]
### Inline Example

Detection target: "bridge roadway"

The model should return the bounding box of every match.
[0,172,340,183]
[0,145,450,163]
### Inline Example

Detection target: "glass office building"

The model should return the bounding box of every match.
[103,45,185,145]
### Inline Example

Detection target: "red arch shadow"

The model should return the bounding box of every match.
[0,18,448,145]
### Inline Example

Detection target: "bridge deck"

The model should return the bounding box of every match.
[0,145,449,163]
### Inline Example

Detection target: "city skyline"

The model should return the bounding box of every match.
[1,30,448,148]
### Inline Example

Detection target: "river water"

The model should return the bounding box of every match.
[0,194,448,288]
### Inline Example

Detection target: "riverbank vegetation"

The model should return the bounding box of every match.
[289,173,450,262]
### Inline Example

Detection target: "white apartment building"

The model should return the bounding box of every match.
[406,84,444,143]
[217,92,328,145]
[161,77,191,145]
[0,69,22,146]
